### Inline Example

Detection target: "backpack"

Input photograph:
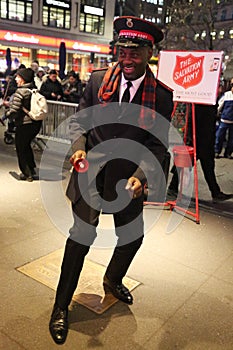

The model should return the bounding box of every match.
[23,89,48,121]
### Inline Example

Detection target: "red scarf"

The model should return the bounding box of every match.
[98,63,157,129]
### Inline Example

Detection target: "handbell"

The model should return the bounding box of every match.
[73,158,89,173]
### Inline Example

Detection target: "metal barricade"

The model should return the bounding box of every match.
[38,100,79,144]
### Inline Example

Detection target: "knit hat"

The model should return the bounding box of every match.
[17,68,34,83]
[114,16,164,47]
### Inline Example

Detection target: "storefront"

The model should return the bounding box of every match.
[0,29,110,82]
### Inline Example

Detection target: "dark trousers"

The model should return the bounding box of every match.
[15,122,41,176]
[199,156,220,197]
[55,180,144,310]
[215,122,233,156]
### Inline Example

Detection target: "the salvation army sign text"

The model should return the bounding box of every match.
[173,54,204,89]
[157,50,223,104]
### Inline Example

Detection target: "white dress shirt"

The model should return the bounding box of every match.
[119,73,146,104]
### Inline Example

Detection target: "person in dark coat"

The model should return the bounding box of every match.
[167,103,232,203]
[0,65,26,125]
[49,16,173,345]
[6,68,42,181]
[215,78,233,159]
[63,72,83,103]
[40,69,63,101]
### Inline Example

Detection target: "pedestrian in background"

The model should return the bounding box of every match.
[34,67,46,90]
[167,103,232,203]
[49,16,173,345]
[6,68,42,181]
[0,64,26,126]
[40,69,63,101]
[30,60,39,75]
[215,77,233,159]
[63,71,83,103]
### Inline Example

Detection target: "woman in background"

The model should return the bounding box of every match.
[6,68,42,181]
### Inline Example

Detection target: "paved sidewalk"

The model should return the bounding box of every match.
[0,125,233,349]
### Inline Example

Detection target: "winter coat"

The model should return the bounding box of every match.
[63,80,83,103]
[66,69,173,204]
[218,90,233,123]
[6,82,40,126]
[39,77,63,101]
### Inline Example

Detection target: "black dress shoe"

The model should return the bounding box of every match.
[103,276,133,305]
[49,305,68,344]
[212,192,232,203]
[19,173,33,182]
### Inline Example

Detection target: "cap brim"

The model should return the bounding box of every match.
[116,38,153,48]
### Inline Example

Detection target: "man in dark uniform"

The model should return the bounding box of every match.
[49,16,173,344]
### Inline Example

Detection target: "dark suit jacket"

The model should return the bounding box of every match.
[66,68,173,204]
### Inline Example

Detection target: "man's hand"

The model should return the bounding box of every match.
[3,100,10,107]
[70,150,86,165]
[125,177,142,199]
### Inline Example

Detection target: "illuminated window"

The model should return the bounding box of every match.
[158,7,162,14]
[43,1,71,30]
[80,13,104,34]
[79,2,105,35]
[0,0,32,23]
[229,29,233,39]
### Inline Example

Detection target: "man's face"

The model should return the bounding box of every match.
[118,46,153,81]
[15,74,24,86]
[69,76,76,85]
[31,63,38,73]
[49,74,58,82]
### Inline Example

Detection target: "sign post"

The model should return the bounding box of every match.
[157,50,223,223]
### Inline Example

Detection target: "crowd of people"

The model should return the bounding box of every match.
[0,61,84,106]
[0,62,85,181]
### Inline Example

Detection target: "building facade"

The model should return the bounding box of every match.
[163,0,233,78]
[0,0,115,81]
[115,0,166,26]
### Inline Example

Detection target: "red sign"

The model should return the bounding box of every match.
[158,50,223,104]
[173,54,204,89]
